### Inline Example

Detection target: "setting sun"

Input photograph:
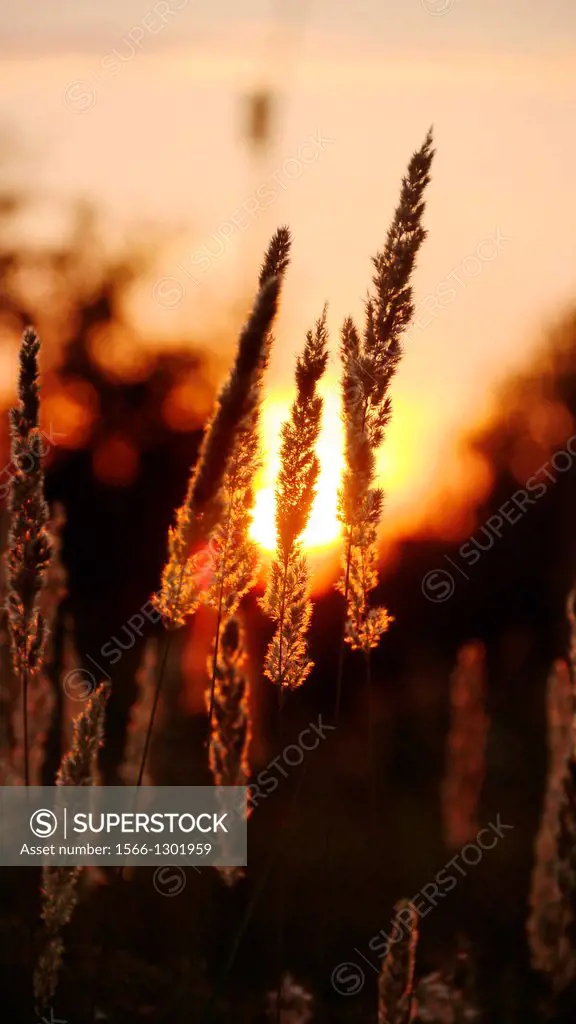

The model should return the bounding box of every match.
[249,382,444,561]
[249,384,345,554]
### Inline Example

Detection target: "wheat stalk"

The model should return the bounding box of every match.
[4,326,53,785]
[261,307,329,691]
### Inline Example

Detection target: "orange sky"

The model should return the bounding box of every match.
[1,2,576,560]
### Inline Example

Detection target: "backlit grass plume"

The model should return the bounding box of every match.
[557,744,576,998]
[378,899,418,1024]
[337,316,393,653]
[0,610,21,784]
[4,326,53,785]
[1,501,66,786]
[155,245,285,629]
[206,228,291,718]
[413,941,481,1023]
[261,308,329,690]
[206,616,250,885]
[207,618,250,789]
[527,658,576,990]
[119,638,158,787]
[547,588,576,997]
[34,683,110,1012]
[526,592,576,1003]
[559,589,576,921]
[266,973,313,1023]
[337,129,434,662]
[441,641,489,850]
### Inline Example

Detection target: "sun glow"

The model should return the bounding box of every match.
[249,384,460,567]
[249,385,345,554]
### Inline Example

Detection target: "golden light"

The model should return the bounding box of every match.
[249,384,344,554]
[249,386,444,565]
[42,378,100,449]
[87,322,154,384]
[248,381,483,588]
[162,373,215,432]
[93,433,139,487]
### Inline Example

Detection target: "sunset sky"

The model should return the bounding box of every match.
[1,0,576,548]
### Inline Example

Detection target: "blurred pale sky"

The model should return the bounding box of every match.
[1,0,575,536]
[3,0,576,54]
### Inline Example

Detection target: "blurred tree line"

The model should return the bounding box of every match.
[0,146,228,782]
